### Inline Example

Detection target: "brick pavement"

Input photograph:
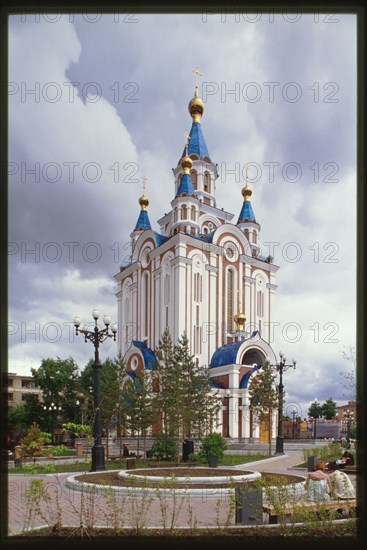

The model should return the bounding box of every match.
[6,452,357,535]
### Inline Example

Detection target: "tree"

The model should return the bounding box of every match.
[339,346,356,400]
[321,398,338,419]
[8,404,28,444]
[153,330,220,461]
[200,432,227,462]
[308,401,323,419]
[154,328,176,436]
[122,372,157,458]
[79,355,127,458]
[20,422,51,463]
[22,394,45,427]
[248,360,278,456]
[32,357,81,425]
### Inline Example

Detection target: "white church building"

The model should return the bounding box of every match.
[114,79,279,442]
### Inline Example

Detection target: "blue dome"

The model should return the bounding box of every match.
[237,201,256,223]
[181,122,210,160]
[134,210,151,231]
[177,173,196,197]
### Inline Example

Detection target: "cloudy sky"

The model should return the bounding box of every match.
[8,11,357,419]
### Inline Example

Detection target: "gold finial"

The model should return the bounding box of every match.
[234,289,246,331]
[189,66,205,122]
[234,311,246,331]
[181,133,193,174]
[139,175,149,210]
[241,166,253,201]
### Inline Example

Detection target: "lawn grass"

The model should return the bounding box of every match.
[7,454,267,475]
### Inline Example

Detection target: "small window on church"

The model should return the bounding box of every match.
[191,206,196,221]
[253,232,257,244]
[190,170,197,189]
[204,172,210,193]
[181,205,187,219]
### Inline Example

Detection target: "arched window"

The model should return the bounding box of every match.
[181,205,187,219]
[253,231,257,244]
[174,208,177,223]
[164,274,170,305]
[204,172,210,193]
[191,206,196,221]
[227,269,234,333]
[142,273,149,339]
[244,229,249,240]
[257,290,264,317]
[190,170,197,189]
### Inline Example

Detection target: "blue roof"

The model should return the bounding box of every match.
[134,210,151,231]
[181,122,210,160]
[132,340,158,370]
[210,331,259,368]
[239,364,262,388]
[190,230,215,243]
[127,371,137,380]
[210,340,244,368]
[154,231,169,247]
[177,173,196,197]
[237,201,256,223]
[211,379,225,389]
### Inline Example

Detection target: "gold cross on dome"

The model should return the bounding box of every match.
[192,66,202,88]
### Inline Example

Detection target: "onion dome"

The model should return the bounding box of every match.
[188,86,205,123]
[134,194,151,231]
[237,182,256,224]
[234,311,246,332]
[139,194,149,211]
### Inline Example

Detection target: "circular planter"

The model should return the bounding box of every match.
[118,466,260,485]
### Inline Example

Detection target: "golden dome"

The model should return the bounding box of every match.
[181,155,193,174]
[241,182,253,202]
[188,87,205,122]
[139,194,149,211]
[234,311,246,331]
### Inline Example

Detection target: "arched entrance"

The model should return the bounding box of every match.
[241,348,266,366]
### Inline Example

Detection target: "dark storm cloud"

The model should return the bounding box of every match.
[8,13,356,410]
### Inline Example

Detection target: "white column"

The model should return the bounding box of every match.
[228,367,240,438]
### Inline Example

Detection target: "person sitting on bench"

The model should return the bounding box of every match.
[336,450,354,468]
[305,459,332,502]
[327,461,356,499]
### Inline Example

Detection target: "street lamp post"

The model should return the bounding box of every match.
[312,398,320,439]
[269,352,296,455]
[343,409,354,438]
[225,389,233,438]
[292,407,297,439]
[73,310,117,472]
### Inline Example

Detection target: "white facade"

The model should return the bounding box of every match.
[114,86,279,441]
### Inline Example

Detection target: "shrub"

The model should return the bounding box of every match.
[302,443,340,465]
[44,445,69,457]
[188,452,205,464]
[149,433,177,461]
[199,432,227,462]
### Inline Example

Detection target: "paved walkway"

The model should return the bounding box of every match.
[6,452,356,535]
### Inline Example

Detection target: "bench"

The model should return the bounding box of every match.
[263,498,357,524]
[343,465,359,474]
